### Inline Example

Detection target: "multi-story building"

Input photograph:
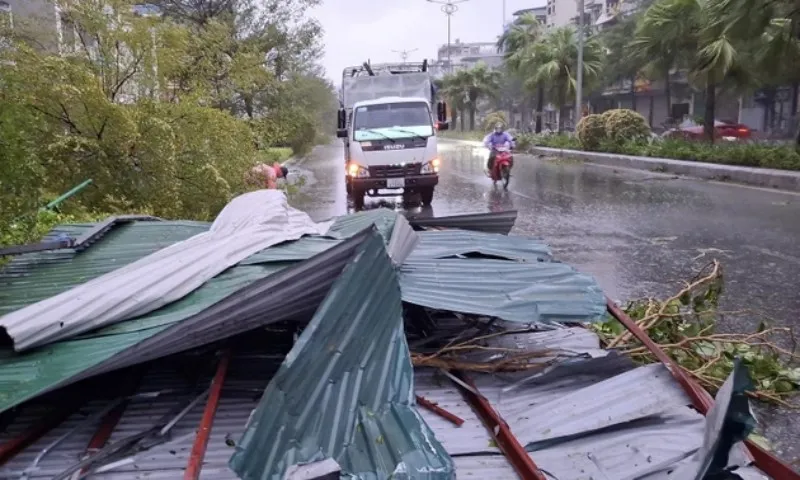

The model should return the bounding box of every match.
[511,6,546,24]
[436,39,503,72]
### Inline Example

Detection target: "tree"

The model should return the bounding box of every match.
[601,15,645,112]
[635,0,755,142]
[705,0,800,145]
[531,26,605,131]
[498,13,546,132]
[462,63,501,130]
[438,72,469,131]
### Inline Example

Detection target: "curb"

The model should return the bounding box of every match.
[532,146,800,193]
[440,138,800,193]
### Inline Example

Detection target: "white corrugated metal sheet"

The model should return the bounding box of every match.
[1,190,332,352]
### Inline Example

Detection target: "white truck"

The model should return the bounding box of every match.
[336,61,449,210]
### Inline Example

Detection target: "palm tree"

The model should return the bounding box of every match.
[438,71,470,131]
[601,15,645,113]
[705,0,800,145]
[530,26,604,131]
[635,0,755,142]
[462,63,501,130]
[497,13,545,132]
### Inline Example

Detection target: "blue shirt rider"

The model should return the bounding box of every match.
[483,123,515,171]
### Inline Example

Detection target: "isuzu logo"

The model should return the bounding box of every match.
[383,144,405,150]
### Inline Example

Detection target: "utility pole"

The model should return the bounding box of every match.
[392,48,419,63]
[427,0,469,73]
[575,0,585,127]
[502,0,506,31]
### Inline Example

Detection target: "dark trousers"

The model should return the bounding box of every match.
[487,150,496,171]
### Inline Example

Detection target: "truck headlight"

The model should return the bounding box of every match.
[347,162,369,178]
[421,158,440,174]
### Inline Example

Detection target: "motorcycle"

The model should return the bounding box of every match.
[487,144,513,189]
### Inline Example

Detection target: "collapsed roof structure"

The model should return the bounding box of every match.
[0,191,795,480]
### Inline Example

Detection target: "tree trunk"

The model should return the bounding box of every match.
[535,84,544,133]
[664,71,672,123]
[459,109,465,131]
[469,106,476,130]
[648,95,655,127]
[630,74,637,112]
[704,82,716,143]
[451,108,459,131]
[557,93,566,132]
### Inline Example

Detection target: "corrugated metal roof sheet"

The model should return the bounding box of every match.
[229,229,455,480]
[407,230,552,262]
[406,211,518,235]
[0,191,332,352]
[0,228,374,414]
[0,221,208,316]
[399,258,607,324]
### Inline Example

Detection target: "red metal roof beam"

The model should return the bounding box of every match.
[451,371,547,480]
[415,394,464,426]
[606,297,800,480]
[184,350,231,480]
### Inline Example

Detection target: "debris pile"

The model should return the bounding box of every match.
[0,191,794,479]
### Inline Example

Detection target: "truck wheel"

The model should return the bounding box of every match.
[420,187,434,206]
[352,188,365,210]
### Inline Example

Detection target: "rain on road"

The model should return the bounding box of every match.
[288,138,800,463]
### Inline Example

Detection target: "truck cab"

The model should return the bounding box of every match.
[338,96,448,209]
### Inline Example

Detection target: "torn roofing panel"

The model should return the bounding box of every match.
[0,229,373,414]
[229,229,454,480]
[406,229,552,262]
[0,221,209,316]
[0,190,331,352]
[325,208,398,240]
[407,210,517,235]
[399,258,607,324]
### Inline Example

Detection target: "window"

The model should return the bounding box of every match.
[353,102,433,141]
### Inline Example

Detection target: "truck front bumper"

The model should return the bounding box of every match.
[349,175,438,196]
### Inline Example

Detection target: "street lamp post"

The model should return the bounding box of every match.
[575,0,585,126]
[392,48,419,63]
[427,0,469,73]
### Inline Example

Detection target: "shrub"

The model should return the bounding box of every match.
[603,109,651,144]
[576,114,607,150]
[483,111,509,131]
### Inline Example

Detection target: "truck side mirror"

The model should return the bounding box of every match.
[436,102,447,122]
[336,128,348,138]
[337,108,346,129]
[436,121,449,131]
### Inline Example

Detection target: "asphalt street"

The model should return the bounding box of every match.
[287,139,800,465]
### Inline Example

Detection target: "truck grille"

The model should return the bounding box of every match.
[368,163,421,178]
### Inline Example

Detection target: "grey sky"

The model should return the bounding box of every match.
[310,0,545,83]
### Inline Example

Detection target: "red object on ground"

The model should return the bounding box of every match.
[184,351,231,480]
[416,395,465,426]
[606,298,800,480]
[664,121,752,141]
[453,371,548,480]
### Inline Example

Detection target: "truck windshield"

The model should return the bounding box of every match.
[353,102,433,141]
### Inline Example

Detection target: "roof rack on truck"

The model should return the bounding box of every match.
[343,60,429,78]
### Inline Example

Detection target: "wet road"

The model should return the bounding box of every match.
[288,139,800,464]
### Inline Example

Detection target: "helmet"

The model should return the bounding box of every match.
[494,122,504,133]
[280,166,289,178]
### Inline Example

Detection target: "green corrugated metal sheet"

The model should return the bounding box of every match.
[229,230,455,480]
[0,221,289,412]
[0,222,209,315]
[325,208,397,241]
[399,258,608,324]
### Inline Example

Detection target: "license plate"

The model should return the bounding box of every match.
[386,177,405,188]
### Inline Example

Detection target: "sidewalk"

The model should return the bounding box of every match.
[440,139,800,193]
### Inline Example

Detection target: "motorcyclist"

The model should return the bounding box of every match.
[483,122,515,173]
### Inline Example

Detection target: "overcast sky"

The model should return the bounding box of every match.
[309,0,545,84]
